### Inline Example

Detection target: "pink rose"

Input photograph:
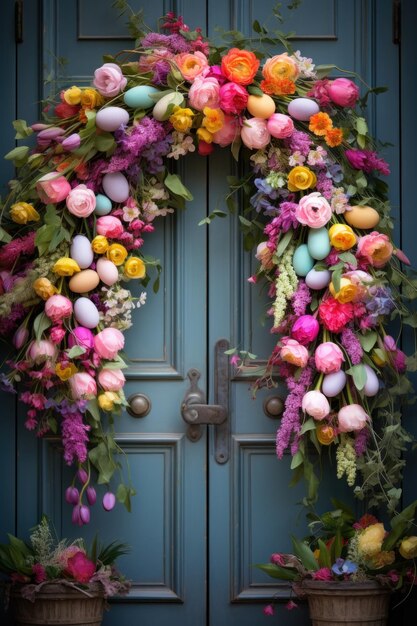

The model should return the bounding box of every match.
[36,172,71,204]
[68,327,95,351]
[291,315,320,345]
[94,328,125,360]
[66,184,96,218]
[327,78,359,108]
[49,326,66,344]
[98,368,126,391]
[27,339,57,362]
[315,342,344,373]
[295,192,332,229]
[240,118,271,150]
[219,82,249,115]
[357,231,393,268]
[280,338,309,368]
[302,390,330,420]
[65,551,96,583]
[188,75,220,110]
[312,568,333,581]
[174,51,209,82]
[267,113,294,139]
[96,216,124,239]
[93,63,127,97]
[212,114,241,147]
[338,404,369,432]
[44,295,73,323]
[69,372,97,399]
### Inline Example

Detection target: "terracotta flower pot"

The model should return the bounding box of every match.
[301,580,391,626]
[11,582,105,626]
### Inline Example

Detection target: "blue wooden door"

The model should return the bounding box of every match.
[1,1,412,625]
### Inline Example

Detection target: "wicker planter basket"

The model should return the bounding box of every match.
[11,582,105,626]
[301,580,391,626]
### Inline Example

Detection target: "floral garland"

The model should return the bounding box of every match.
[1,11,416,522]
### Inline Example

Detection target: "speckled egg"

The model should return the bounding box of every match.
[74,297,100,329]
[305,267,332,290]
[69,269,100,294]
[96,258,119,286]
[307,227,331,260]
[152,92,184,121]
[102,172,130,204]
[123,85,160,109]
[95,107,129,132]
[344,205,380,229]
[246,94,276,119]
[292,244,315,276]
[322,370,347,397]
[70,235,94,269]
[363,364,380,397]
[287,98,320,121]
[94,194,112,216]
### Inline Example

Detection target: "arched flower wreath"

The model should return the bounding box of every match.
[1,11,416,523]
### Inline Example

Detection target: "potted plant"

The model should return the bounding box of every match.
[0,516,130,626]
[258,500,417,625]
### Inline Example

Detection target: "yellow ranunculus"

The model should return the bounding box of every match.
[124,256,146,279]
[329,223,357,251]
[10,202,40,224]
[63,86,82,105]
[399,536,417,559]
[106,244,128,266]
[287,166,317,192]
[197,127,213,143]
[368,550,395,569]
[202,107,224,133]
[316,424,335,445]
[169,106,194,133]
[80,88,104,109]
[357,523,385,558]
[329,277,358,303]
[55,362,78,381]
[53,257,81,276]
[33,277,57,300]
[98,391,119,411]
[91,235,109,254]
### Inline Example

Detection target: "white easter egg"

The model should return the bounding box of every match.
[363,364,380,397]
[70,235,94,269]
[74,297,100,329]
[102,172,130,204]
[95,107,129,132]
[96,258,119,286]
[287,98,320,121]
[152,92,184,121]
[305,267,332,290]
[322,370,347,398]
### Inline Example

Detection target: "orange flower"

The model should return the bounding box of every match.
[174,51,208,81]
[262,53,300,82]
[221,48,260,86]
[79,108,90,124]
[260,78,296,96]
[202,107,224,134]
[325,127,344,147]
[309,112,333,136]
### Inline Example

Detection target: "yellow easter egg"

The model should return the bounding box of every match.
[246,94,276,119]
[345,205,380,229]
[69,269,100,293]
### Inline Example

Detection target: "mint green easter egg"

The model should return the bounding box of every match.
[123,86,160,109]
[292,244,315,277]
[307,227,331,260]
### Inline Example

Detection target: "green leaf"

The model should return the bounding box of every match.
[358,331,377,352]
[355,172,368,189]
[66,345,86,359]
[13,119,33,140]
[89,442,117,484]
[314,64,337,78]
[164,173,193,200]
[291,536,319,571]
[403,312,417,328]
[332,268,343,293]
[95,132,116,152]
[346,364,367,391]
[382,500,417,550]
[276,230,293,257]
[290,451,304,469]
[4,145,30,166]
[355,117,368,136]
[239,215,252,227]
[33,312,51,341]
[255,563,298,581]
[317,539,332,569]
[231,136,241,162]
[300,418,317,435]
[0,226,12,243]
[247,85,264,96]
[86,399,101,423]
[339,251,357,267]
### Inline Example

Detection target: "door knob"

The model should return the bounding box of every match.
[181,339,230,463]
[127,393,151,418]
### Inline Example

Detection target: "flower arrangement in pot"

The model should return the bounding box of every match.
[0,516,130,626]
[258,500,417,625]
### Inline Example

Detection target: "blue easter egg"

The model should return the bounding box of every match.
[292,245,315,277]
[307,227,331,260]
[123,85,160,109]
[94,194,112,216]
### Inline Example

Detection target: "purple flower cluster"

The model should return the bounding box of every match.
[51,399,90,465]
[316,171,334,199]
[250,178,280,215]
[276,363,314,458]
[106,118,169,174]
[340,328,363,365]
[291,281,312,317]
[285,130,312,156]
[141,32,192,54]
[365,286,395,321]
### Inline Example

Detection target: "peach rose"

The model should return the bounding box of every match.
[357,231,393,268]
[36,172,71,204]
[174,51,208,82]
[280,338,309,368]
[188,75,220,110]
[221,48,260,86]
[262,53,300,82]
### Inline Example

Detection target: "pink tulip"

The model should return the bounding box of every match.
[291,315,320,345]
[338,404,369,432]
[65,486,79,505]
[102,492,116,511]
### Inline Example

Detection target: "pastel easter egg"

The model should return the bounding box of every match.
[363,364,380,397]
[307,227,331,260]
[246,94,276,119]
[152,92,184,121]
[322,370,347,398]
[345,205,380,230]
[124,85,160,109]
[94,194,112,216]
[70,235,94,269]
[95,106,129,132]
[292,244,315,277]
[96,258,119,286]
[74,297,100,329]
[287,98,320,121]
[69,270,100,294]
[102,172,130,204]
[305,267,332,290]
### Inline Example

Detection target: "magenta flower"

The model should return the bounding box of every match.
[103,492,116,511]
[263,604,275,616]
[291,315,320,345]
